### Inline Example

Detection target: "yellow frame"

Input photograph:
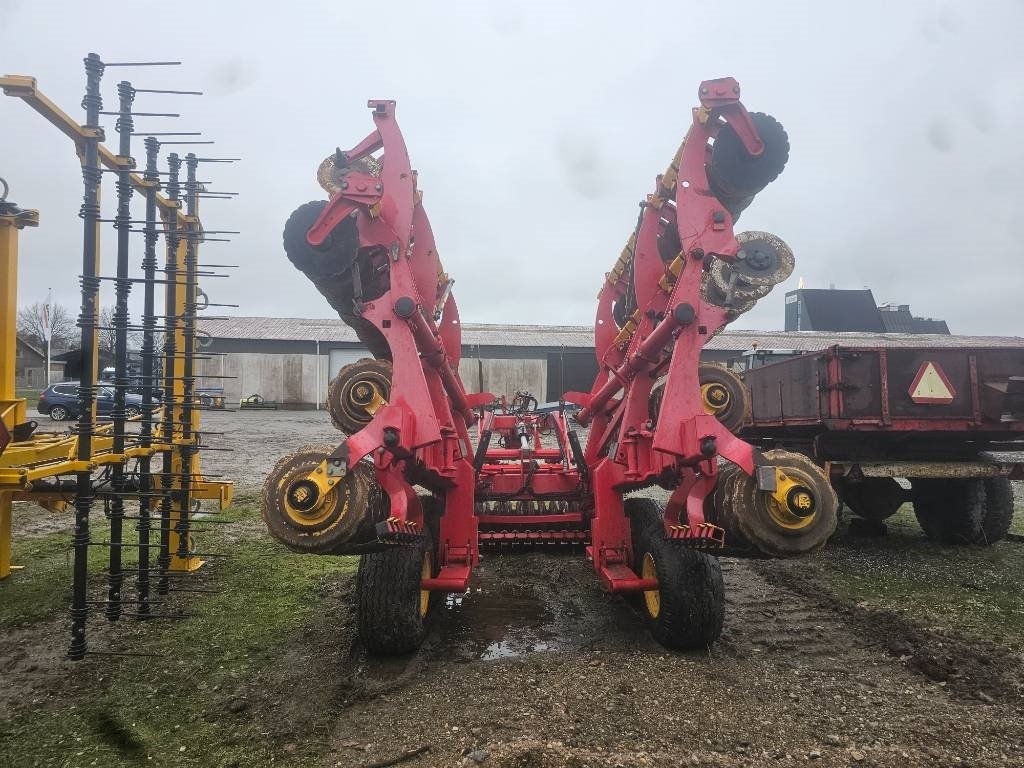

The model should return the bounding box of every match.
[0,74,233,580]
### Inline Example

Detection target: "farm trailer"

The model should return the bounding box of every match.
[739,345,1024,544]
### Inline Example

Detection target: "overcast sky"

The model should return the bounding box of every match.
[3,0,1023,336]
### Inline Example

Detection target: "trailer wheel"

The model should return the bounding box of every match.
[356,528,436,655]
[913,477,1013,546]
[725,450,838,557]
[634,526,724,650]
[840,477,905,522]
[981,477,1015,544]
[261,445,372,553]
[326,358,392,434]
[911,478,984,544]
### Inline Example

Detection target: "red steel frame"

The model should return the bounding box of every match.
[304,79,775,598]
[567,78,770,592]
[307,100,491,593]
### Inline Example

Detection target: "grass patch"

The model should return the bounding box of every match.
[0,504,357,767]
[15,388,41,402]
[1,524,78,626]
[826,503,1024,648]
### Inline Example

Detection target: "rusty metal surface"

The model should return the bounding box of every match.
[744,346,1024,431]
[831,460,1024,479]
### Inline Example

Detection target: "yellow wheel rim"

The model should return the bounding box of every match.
[281,478,340,528]
[701,382,731,415]
[764,469,817,531]
[419,551,432,617]
[641,552,660,619]
[347,379,380,408]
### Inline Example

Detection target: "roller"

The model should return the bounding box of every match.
[261,446,391,555]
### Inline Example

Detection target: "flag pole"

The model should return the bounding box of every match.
[44,288,52,387]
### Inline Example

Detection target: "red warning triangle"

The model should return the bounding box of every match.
[908,361,956,405]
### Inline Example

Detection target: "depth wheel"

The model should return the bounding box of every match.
[839,477,905,522]
[724,449,838,557]
[698,363,750,433]
[647,364,751,435]
[261,445,373,553]
[357,528,437,655]
[326,358,393,434]
[635,524,725,650]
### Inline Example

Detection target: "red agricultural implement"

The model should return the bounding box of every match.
[263,79,838,653]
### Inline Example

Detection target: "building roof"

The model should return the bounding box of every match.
[878,304,951,334]
[790,288,886,332]
[16,335,45,358]
[199,316,593,348]
[704,329,1023,351]
[199,316,1024,352]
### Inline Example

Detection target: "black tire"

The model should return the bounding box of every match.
[981,477,1015,544]
[49,405,69,421]
[708,112,790,215]
[125,405,142,419]
[283,201,391,361]
[282,200,359,280]
[357,528,436,655]
[839,477,905,522]
[911,478,982,544]
[624,496,664,572]
[634,524,724,650]
[708,463,752,551]
[913,477,1013,546]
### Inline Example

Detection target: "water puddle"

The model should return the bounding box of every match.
[442,581,573,661]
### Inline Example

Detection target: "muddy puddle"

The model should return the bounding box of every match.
[436,552,651,662]
[441,582,569,660]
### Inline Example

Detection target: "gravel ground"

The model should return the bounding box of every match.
[5,409,1024,767]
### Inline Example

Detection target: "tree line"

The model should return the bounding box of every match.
[18,302,144,356]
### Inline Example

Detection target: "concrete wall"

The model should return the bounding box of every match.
[199,337,744,407]
[458,357,546,401]
[197,352,324,407]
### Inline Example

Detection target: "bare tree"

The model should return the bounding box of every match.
[17,302,76,349]
[98,306,142,357]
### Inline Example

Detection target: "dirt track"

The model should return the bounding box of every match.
[258,551,1022,768]
[4,409,1024,766]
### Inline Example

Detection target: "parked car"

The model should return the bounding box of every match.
[37,382,144,421]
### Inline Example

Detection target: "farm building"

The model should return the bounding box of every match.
[195,317,1024,408]
[14,335,65,389]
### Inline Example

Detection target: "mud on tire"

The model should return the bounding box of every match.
[634,515,725,650]
[723,449,838,557]
[326,358,392,434]
[261,445,375,554]
[357,528,437,655]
